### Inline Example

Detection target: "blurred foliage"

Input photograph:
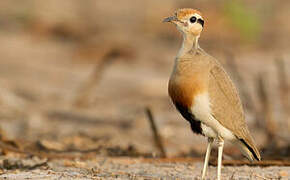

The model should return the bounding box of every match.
[223,0,260,41]
[0,1,33,28]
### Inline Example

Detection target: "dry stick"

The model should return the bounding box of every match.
[257,74,277,144]
[145,107,167,158]
[229,171,236,180]
[73,49,117,107]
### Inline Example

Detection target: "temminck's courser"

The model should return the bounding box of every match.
[164,8,260,180]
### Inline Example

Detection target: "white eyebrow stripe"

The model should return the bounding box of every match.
[193,13,202,19]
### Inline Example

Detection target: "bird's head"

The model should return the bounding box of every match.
[163,8,204,37]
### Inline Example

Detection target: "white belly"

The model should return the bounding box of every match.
[201,123,217,138]
[191,93,236,141]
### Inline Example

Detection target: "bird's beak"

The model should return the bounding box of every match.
[163,16,178,23]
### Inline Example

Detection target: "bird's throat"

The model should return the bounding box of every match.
[177,33,199,58]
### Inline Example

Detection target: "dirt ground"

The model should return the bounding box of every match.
[0,0,289,179]
[0,157,289,179]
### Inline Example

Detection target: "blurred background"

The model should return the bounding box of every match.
[0,0,289,162]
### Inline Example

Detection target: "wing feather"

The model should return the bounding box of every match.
[208,58,261,160]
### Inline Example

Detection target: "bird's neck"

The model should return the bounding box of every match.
[177,33,200,58]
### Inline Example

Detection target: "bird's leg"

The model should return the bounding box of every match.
[217,138,224,180]
[201,137,214,180]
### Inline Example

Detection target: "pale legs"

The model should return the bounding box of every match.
[201,137,214,180]
[217,138,224,180]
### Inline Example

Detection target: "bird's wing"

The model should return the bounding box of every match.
[208,58,260,160]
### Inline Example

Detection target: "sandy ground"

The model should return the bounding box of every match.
[0,157,289,180]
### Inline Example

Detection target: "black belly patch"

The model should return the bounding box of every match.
[174,102,202,135]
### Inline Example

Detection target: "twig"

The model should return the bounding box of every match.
[73,44,134,107]
[73,50,115,107]
[145,107,167,158]
[229,171,236,180]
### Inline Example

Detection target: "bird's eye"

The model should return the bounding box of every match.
[190,16,197,23]
[197,18,204,27]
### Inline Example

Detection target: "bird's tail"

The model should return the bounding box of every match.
[234,138,261,161]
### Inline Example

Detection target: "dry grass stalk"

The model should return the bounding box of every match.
[145,107,167,158]
[73,43,134,107]
[73,48,121,107]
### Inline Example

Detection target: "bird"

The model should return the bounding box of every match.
[163,8,260,180]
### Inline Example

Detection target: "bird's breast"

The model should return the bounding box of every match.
[168,73,212,135]
[168,70,209,109]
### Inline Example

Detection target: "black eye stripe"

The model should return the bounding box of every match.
[197,18,204,27]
